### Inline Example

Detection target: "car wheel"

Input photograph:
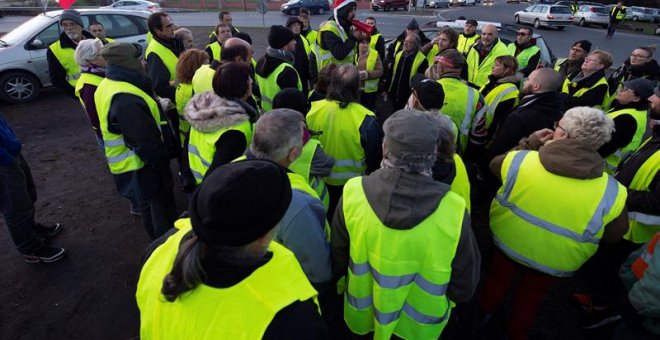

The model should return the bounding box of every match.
[534,19,540,28]
[579,18,586,26]
[0,71,41,104]
[318,7,325,14]
[515,15,520,23]
[373,7,379,10]
[557,25,565,30]
[384,5,390,11]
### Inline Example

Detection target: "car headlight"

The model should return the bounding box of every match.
[283,5,288,8]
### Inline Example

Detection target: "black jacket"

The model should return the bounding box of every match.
[106,65,176,200]
[616,126,660,217]
[485,91,563,164]
[608,59,660,95]
[319,16,357,63]
[291,35,311,94]
[511,41,541,77]
[255,54,301,91]
[146,35,185,102]
[46,31,95,98]
[385,30,431,71]
[598,100,649,158]
[562,69,609,111]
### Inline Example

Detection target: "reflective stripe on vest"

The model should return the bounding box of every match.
[438,77,480,152]
[611,7,625,20]
[207,41,221,61]
[604,108,647,174]
[507,43,540,71]
[74,72,104,109]
[306,100,373,186]
[631,233,660,279]
[289,139,329,210]
[554,58,567,72]
[145,39,178,81]
[480,82,519,129]
[192,65,215,94]
[94,78,164,174]
[363,50,379,93]
[369,33,381,52]
[389,51,426,92]
[465,40,511,88]
[188,119,253,184]
[256,62,302,111]
[625,143,660,243]
[136,218,318,339]
[342,177,463,339]
[304,29,318,48]
[561,76,610,109]
[49,40,80,86]
[491,150,627,277]
[457,33,479,54]
[315,21,354,70]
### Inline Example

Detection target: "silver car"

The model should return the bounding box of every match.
[100,0,162,12]
[626,7,655,22]
[572,5,609,27]
[0,9,150,104]
[514,4,573,29]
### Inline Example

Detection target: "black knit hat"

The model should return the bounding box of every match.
[286,16,303,29]
[268,25,295,49]
[406,18,419,30]
[60,9,83,28]
[411,74,445,110]
[273,88,310,115]
[190,159,292,248]
[573,40,592,53]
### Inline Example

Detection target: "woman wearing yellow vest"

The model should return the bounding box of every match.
[479,107,629,339]
[478,55,521,142]
[185,62,257,185]
[74,39,107,148]
[136,160,326,339]
[356,40,384,111]
[599,79,655,174]
[561,50,612,110]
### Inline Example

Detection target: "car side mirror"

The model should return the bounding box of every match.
[30,39,44,49]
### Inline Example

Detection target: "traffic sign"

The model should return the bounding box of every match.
[256,0,268,15]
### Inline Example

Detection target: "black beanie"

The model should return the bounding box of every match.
[190,159,292,248]
[273,88,310,115]
[286,16,303,29]
[574,40,592,53]
[60,9,83,28]
[268,25,295,49]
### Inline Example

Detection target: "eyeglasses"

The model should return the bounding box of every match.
[516,32,529,36]
[630,53,650,59]
[554,122,568,135]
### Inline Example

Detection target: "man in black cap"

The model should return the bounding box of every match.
[385,18,431,73]
[47,9,95,99]
[286,16,312,94]
[457,19,480,54]
[255,25,302,111]
[331,109,480,339]
[137,159,327,338]
[407,74,446,112]
[554,40,592,81]
[95,42,177,240]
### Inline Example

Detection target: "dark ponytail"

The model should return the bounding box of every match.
[161,231,206,302]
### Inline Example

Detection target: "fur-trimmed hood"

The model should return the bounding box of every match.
[184,92,250,133]
[497,73,523,85]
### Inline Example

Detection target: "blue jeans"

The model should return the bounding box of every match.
[0,154,41,253]
[607,21,620,37]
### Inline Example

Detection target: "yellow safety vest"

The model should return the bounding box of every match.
[175,82,193,146]
[457,33,479,54]
[94,78,166,174]
[389,50,426,92]
[362,49,379,94]
[604,108,647,174]
[49,40,80,86]
[145,39,178,82]
[342,177,463,339]
[188,119,253,184]
[255,62,302,112]
[304,29,318,48]
[136,218,318,340]
[490,150,627,277]
[74,72,103,108]
[437,77,482,153]
[561,75,610,109]
[192,65,216,94]
[207,41,222,61]
[465,40,511,88]
[506,43,540,71]
[452,153,471,213]
[306,100,374,186]
[611,6,626,20]
[315,21,355,70]
[426,44,440,66]
[289,139,330,210]
[369,33,381,52]
[480,81,520,130]
[623,139,660,243]
[553,58,567,72]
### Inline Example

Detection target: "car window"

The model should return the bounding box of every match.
[578,5,587,11]
[89,14,145,38]
[113,1,124,6]
[550,6,571,14]
[535,37,552,67]
[28,22,60,50]
[593,6,608,14]
[533,6,545,13]
[525,5,535,11]
[124,1,138,5]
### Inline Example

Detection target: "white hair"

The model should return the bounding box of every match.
[74,39,103,66]
[562,107,615,150]
[250,109,304,162]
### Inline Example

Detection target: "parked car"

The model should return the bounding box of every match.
[514,4,573,29]
[507,0,521,4]
[572,4,609,27]
[421,20,557,67]
[652,8,660,23]
[425,0,449,8]
[449,0,476,6]
[483,0,494,5]
[0,9,150,104]
[100,0,161,12]
[371,0,409,11]
[280,0,330,15]
[626,6,655,22]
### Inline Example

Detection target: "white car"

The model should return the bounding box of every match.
[449,0,476,6]
[0,9,150,104]
[514,4,573,29]
[101,0,161,12]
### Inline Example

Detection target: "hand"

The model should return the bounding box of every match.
[158,98,173,112]
[359,70,368,80]
[534,128,554,143]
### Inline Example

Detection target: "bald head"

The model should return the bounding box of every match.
[523,68,562,94]
[481,24,498,46]
[224,37,253,62]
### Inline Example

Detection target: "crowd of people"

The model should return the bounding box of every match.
[1,1,660,338]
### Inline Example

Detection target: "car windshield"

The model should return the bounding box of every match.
[593,6,608,14]
[0,15,55,46]
[550,6,571,13]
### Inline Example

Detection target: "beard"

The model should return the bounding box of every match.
[66,31,81,41]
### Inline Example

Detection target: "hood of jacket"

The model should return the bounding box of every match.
[106,64,153,96]
[497,73,523,85]
[184,92,250,133]
[539,138,604,179]
[361,167,454,230]
[255,53,290,79]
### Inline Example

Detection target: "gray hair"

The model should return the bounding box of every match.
[250,108,304,162]
[74,39,103,66]
[434,113,456,162]
[561,107,614,150]
[174,27,192,39]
